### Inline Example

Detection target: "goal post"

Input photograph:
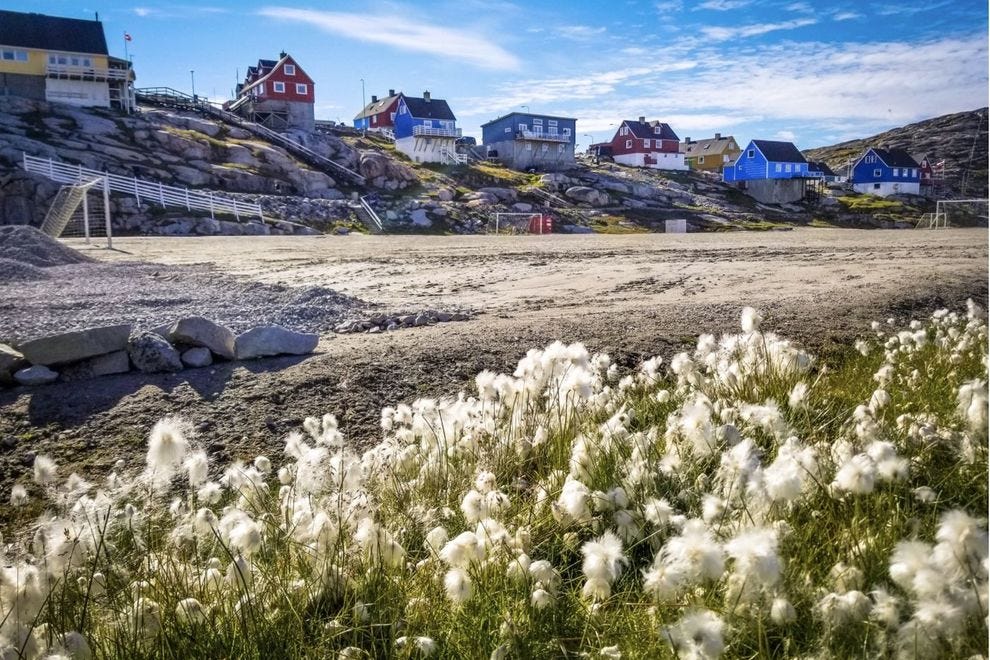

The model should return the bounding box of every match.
[491,213,551,235]
[41,176,114,248]
[918,199,989,229]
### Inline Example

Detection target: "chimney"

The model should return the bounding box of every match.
[280,51,287,59]
[715,132,721,140]
[685,137,691,144]
[423,90,431,102]
[388,88,395,97]
[638,116,645,123]
[371,95,378,103]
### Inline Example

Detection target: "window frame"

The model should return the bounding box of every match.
[747,149,755,158]
[284,64,296,76]
[273,81,285,94]
[873,168,882,177]
[295,83,307,95]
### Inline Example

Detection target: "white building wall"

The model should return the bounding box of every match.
[395,136,457,164]
[852,181,921,197]
[614,151,688,170]
[45,79,110,107]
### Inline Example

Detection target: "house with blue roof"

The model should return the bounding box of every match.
[393,90,461,164]
[723,139,813,203]
[849,147,920,197]
[481,111,577,171]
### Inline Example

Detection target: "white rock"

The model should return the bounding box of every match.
[18,325,132,366]
[169,317,236,360]
[14,365,58,386]
[181,347,213,368]
[234,326,319,360]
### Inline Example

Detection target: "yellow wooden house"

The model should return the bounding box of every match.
[680,134,742,173]
[0,10,134,110]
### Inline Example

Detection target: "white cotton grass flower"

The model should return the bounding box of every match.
[175,597,207,625]
[184,450,209,487]
[395,636,437,656]
[932,509,988,581]
[956,379,988,435]
[816,590,871,626]
[725,527,782,591]
[599,645,622,659]
[580,532,626,601]
[770,597,796,625]
[33,454,58,485]
[531,588,553,610]
[831,453,876,495]
[829,562,865,593]
[227,517,263,557]
[439,531,484,568]
[663,609,726,659]
[9,483,28,505]
[443,567,473,605]
[643,497,674,528]
[144,416,192,487]
[741,307,763,334]
[912,486,937,504]
[788,382,808,410]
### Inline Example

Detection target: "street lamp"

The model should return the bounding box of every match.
[521,105,529,115]
[360,78,366,136]
[190,70,196,101]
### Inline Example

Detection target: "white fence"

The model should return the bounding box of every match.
[412,125,462,138]
[23,153,264,222]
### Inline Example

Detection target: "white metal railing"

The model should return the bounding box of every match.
[380,128,396,142]
[413,125,462,138]
[46,64,128,80]
[517,129,569,142]
[359,195,384,232]
[23,153,264,222]
[439,148,468,165]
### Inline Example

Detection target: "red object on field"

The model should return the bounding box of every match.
[529,215,553,234]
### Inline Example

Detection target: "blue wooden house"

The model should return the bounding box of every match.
[850,147,920,197]
[723,140,810,182]
[723,140,812,204]
[392,90,461,164]
[481,111,577,171]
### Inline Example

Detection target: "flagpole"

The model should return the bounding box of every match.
[123,32,131,113]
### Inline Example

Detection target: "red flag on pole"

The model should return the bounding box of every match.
[124,32,132,41]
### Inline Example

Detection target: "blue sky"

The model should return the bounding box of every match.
[13,0,989,148]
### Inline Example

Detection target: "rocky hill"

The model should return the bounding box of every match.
[804,108,988,198]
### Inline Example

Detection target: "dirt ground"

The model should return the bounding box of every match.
[1,228,986,499]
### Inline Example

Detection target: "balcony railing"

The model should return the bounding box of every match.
[46,64,129,81]
[517,129,570,143]
[412,125,461,138]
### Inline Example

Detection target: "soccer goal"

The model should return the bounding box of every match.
[916,199,989,229]
[40,176,114,247]
[490,213,551,235]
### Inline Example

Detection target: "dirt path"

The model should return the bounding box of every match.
[0,229,986,502]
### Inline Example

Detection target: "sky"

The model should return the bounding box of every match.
[12,0,989,148]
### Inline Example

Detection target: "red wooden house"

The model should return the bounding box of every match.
[227,52,315,131]
[354,89,402,132]
[608,117,687,170]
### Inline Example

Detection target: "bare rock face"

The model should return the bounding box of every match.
[234,325,318,360]
[128,331,183,373]
[18,324,132,366]
[13,364,58,386]
[169,317,236,360]
[0,343,27,385]
[180,347,213,368]
[565,186,610,207]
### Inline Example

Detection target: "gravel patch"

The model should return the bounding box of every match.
[0,261,367,344]
[0,258,50,282]
[0,226,93,270]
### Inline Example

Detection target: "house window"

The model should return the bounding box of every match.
[548,120,557,127]
[699,156,705,164]
[644,139,650,149]
[549,126,558,135]
[893,168,900,177]
[747,149,754,158]
[533,118,543,125]
[621,126,628,136]
[562,128,571,136]
[873,169,881,177]
[911,168,917,177]
[526,142,532,150]
[371,115,377,125]
[273,81,285,93]
[785,163,792,172]
[71,57,80,65]
[519,123,527,131]
[284,64,295,75]
[390,112,396,121]
[874,183,881,189]
[775,163,782,172]
[625,140,632,148]
[295,83,307,94]
[259,83,265,95]
[654,126,662,134]
[5,50,28,62]
[504,127,511,133]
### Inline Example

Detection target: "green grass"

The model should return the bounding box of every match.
[836,195,904,213]
[2,308,986,659]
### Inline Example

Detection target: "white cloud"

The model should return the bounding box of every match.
[696,0,751,10]
[133,7,154,16]
[558,25,607,40]
[775,130,797,141]
[833,11,861,21]
[700,18,817,41]
[785,2,812,12]
[655,1,684,13]
[257,6,520,71]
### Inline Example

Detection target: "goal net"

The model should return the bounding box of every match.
[918,199,989,229]
[41,177,114,247]
[490,213,551,235]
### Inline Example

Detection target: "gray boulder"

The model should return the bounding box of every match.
[437,188,455,202]
[565,186,609,207]
[181,347,213,368]
[59,350,130,381]
[512,202,533,213]
[18,325,132,366]
[0,343,27,385]
[169,316,236,360]
[128,331,183,373]
[234,326,319,360]
[409,209,432,227]
[14,365,58,386]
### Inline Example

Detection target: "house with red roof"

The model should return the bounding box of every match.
[227,52,314,132]
[607,117,687,170]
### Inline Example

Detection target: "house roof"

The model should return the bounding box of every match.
[354,93,401,120]
[481,111,576,127]
[870,147,919,168]
[623,119,679,141]
[752,140,807,163]
[402,95,456,121]
[808,161,836,176]
[0,10,108,55]
[681,135,738,156]
[238,54,312,98]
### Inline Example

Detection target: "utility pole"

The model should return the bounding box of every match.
[360,78,366,136]
[190,69,196,101]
